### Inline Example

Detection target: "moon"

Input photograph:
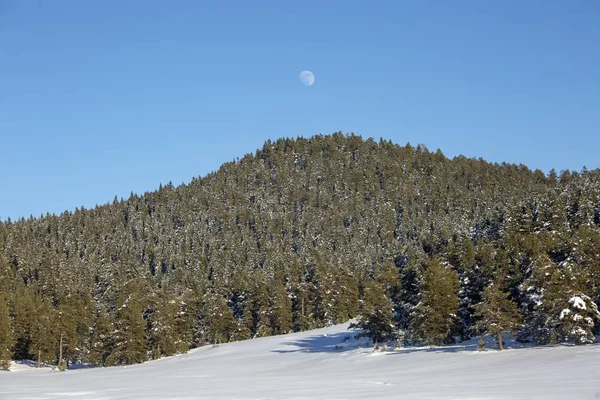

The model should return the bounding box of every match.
[299,70,315,86]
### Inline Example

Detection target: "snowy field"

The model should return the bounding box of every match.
[1,323,600,400]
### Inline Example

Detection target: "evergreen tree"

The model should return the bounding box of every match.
[10,288,35,360]
[396,247,423,331]
[555,293,600,345]
[411,257,460,345]
[474,283,522,350]
[332,266,359,323]
[269,279,293,335]
[291,278,313,331]
[199,291,236,343]
[55,291,92,368]
[520,255,593,344]
[245,276,272,338]
[147,291,193,358]
[0,295,14,370]
[88,309,114,366]
[105,286,147,365]
[351,280,395,343]
[147,292,181,358]
[28,299,57,368]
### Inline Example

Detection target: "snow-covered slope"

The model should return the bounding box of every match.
[1,323,600,399]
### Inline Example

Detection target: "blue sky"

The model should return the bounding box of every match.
[1,1,599,220]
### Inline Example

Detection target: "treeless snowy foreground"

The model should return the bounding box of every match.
[1,323,600,400]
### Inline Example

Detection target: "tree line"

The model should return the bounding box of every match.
[1,133,600,369]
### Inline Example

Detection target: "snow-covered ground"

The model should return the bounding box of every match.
[1,323,600,399]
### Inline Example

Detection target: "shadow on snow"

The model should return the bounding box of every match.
[271,329,594,355]
[272,330,373,354]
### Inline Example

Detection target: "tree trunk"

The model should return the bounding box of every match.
[37,349,41,368]
[497,331,504,351]
[58,332,64,370]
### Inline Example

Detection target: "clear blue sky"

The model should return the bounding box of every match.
[1,1,599,220]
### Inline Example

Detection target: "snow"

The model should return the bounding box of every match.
[1,323,600,399]
[559,308,571,320]
[570,327,589,338]
[569,296,587,310]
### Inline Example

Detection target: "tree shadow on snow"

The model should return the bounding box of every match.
[11,359,98,371]
[385,335,592,356]
[271,331,588,356]
[272,330,374,354]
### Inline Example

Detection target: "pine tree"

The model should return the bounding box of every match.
[332,266,359,323]
[251,277,272,338]
[396,247,423,331]
[312,255,337,325]
[351,281,395,343]
[55,291,92,369]
[291,279,313,331]
[0,295,14,370]
[269,279,293,335]
[555,293,600,345]
[474,283,521,350]
[147,292,190,358]
[199,291,236,343]
[411,257,460,346]
[520,255,593,345]
[88,309,114,366]
[105,287,147,365]
[29,299,57,368]
[10,288,35,360]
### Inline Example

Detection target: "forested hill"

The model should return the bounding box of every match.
[1,133,600,368]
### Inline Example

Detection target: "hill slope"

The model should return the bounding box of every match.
[1,133,600,367]
[2,322,600,400]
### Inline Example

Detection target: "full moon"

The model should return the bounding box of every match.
[299,70,315,86]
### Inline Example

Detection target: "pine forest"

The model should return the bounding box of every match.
[1,133,600,369]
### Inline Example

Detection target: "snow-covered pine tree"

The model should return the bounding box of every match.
[555,293,600,345]
[521,255,598,344]
[521,255,565,344]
